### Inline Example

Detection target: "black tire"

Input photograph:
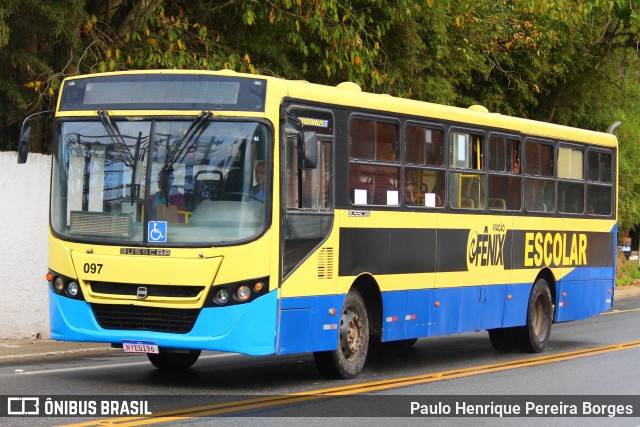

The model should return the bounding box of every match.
[147,349,201,370]
[380,338,418,350]
[313,289,369,379]
[514,278,553,353]
[488,328,515,352]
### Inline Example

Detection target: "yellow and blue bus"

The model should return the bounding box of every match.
[18,70,617,378]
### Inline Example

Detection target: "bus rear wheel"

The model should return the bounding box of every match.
[313,289,369,379]
[514,278,553,353]
[147,349,201,370]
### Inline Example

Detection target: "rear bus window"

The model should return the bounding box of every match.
[586,150,613,216]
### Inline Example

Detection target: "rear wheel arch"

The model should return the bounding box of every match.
[537,268,556,310]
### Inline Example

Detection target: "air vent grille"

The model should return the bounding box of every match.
[318,247,334,280]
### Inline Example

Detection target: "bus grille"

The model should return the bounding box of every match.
[90,304,199,334]
[90,282,204,298]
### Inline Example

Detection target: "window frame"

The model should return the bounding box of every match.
[348,114,402,208]
[586,147,614,218]
[523,138,556,215]
[556,142,585,215]
[487,133,522,212]
[402,121,446,209]
[447,127,486,211]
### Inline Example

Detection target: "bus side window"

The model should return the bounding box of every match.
[558,146,584,214]
[349,117,400,206]
[404,124,444,208]
[449,131,485,210]
[586,150,612,216]
[524,140,555,213]
[488,136,521,211]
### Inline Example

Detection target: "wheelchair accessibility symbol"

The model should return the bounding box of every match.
[148,221,167,242]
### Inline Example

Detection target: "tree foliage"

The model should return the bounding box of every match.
[2,0,640,230]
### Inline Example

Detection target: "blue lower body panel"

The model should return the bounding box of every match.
[49,289,278,355]
[278,294,345,354]
[381,284,531,340]
[277,285,533,354]
[278,270,614,354]
[555,266,615,322]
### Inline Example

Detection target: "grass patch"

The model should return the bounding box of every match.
[616,251,640,287]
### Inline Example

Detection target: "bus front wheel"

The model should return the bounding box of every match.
[147,349,201,370]
[515,278,553,353]
[313,289,369,379]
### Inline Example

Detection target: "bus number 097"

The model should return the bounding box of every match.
[83,263,103,274]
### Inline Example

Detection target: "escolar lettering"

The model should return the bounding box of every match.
[524,232,587,267]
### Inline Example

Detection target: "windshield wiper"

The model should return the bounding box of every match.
[163,111,212,174]
[98,110,142,205]
[98,110,135,167]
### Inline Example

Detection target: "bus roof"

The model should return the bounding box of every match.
[280,78,617,148]
[60,69,617,148]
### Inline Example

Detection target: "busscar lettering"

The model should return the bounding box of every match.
[120,248,171,256]
[348,210,371,217]
[524,232,587,267]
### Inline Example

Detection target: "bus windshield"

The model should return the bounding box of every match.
[50,118,270,245]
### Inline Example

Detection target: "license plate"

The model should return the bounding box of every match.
[122,339,159,354]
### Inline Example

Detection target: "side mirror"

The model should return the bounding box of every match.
[299,131,318,170]
[17,126,31,164]
[16,110,53,164]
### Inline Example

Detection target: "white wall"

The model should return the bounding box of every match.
[0,151,51,338]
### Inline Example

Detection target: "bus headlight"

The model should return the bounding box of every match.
[235,285,251,302]
[66,281,79,297]
[205,277,269,308]
[53,276,65,292]
[213,288,230,305]
[48,270,84,300]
